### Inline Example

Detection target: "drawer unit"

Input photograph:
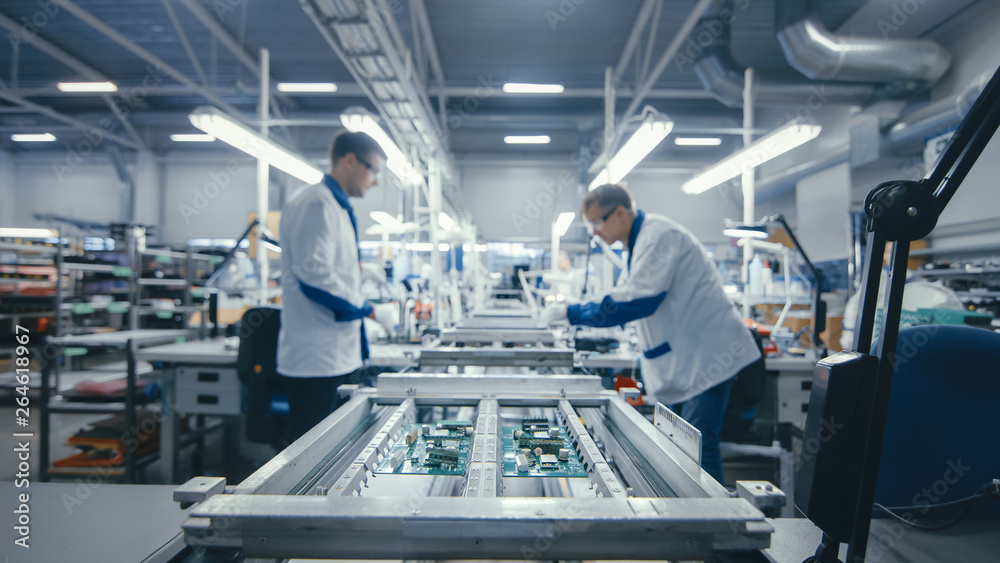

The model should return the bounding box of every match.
[175,366,241,415]
[776,373,813,427]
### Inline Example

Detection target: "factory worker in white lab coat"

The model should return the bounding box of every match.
[540,184,760,483]
[277,131,396,445]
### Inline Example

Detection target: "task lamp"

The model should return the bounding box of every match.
[724,213,826,348]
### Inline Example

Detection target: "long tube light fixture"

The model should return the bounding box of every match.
[368,211,416,235]
[371,211,404,230]
[504,135,551,144]
[277,82,337,93]
[0,228,59,238]
[438,212,456,231]
[57,81,117,92]
[589,117,674,191]
[554,212,575,237]
[675,137,722,146]
[682,120,822,194]
[189,106,323,184]
[340,109,419,185]
[170,133,216,142]
[11,133,56,142]
[503,83,564,94]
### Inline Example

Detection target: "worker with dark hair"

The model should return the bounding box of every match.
[277,131,394,444]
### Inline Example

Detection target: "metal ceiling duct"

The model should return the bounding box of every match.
[885,71,992,155]
[691,17,876,108]
[775,0,951,95]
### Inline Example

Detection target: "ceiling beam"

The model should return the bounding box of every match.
[55,0,245,118]
[0,9,146,148]
[614,0,658,84]
[175,0,297,115]
[411,0,446,89]
[162,0,209,85]
[430,86,714,99]
[0,85,142,150]
[622,0,714,122]
[11,84,368,98]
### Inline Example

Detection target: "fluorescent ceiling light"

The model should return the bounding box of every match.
[682,121,822,194]
[0,228,59,238]
[170,133,215,142]
[474,244,488,252]
[340,110,419,185]
[503,83,564,94]
[277,82,338,93]
[438,243,450,252]
[722,224,769,239]
[438,212,456,231]
[675,137,722,146]
[11,133,56,142]
[405,242,434,252]
[368,211,415,235]
[504,135,550,144]
[57,81,117,92]
[189,106,323,184]
[589,118,674,191]
[554,212,575,237]
[370,211,404,230]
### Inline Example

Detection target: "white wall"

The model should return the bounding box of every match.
[14,154,129,226]
[456,158,741,245]
[10,151,277,245]
[161,157,259,243]
[458,160,582,242]
[918,0,1000,241]
[796,162,852,262]
[623,168,741,244]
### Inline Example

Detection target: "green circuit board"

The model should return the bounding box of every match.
[374,420,473,475]
[501,418,588,478]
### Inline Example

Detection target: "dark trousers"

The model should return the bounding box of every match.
[672,376,735,485]
[281,366,380,446]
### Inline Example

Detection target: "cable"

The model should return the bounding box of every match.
[871,481,999,532]
[873,502,975,531]
[581,236,594,298]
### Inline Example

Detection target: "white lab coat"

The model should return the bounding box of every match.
[277,180,368,377]
[570,212,760,404]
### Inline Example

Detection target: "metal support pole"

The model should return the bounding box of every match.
[741,68,755,319]
[257,48,270,303]
[429,160,443,329]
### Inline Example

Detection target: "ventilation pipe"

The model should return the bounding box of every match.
[885,71,991,155]
[692,15,876,108]
[775,0,951,95]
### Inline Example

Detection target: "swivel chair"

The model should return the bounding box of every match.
[235,305,288,449]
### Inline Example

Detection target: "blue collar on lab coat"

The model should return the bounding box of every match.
[322,174,370,361]
[626,209,645,271]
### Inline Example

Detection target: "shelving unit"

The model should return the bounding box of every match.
[908,243,1000,319]
[39,329,193,483]
[0,240,64,338]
